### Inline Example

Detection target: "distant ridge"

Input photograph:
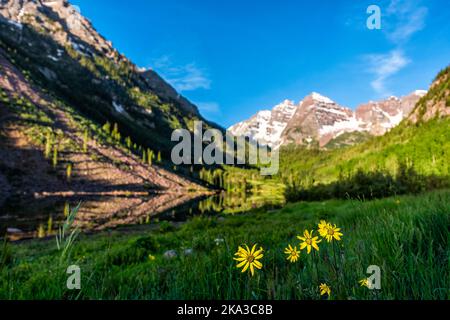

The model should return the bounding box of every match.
[229,91,427,149]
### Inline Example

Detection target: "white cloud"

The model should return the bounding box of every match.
[152,56,211,92]
[364,0,427,96]
[366,50,411,96]
[385,0,428,44]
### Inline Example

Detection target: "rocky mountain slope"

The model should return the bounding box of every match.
[408,66,450,123]
[0,0,213,237]
[278,66,450,190]
[227,99,297,148]
[0,0,218,150]
[229,91,427,149]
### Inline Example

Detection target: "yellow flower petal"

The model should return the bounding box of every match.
[236,260,247,268]
[233,257,246,261]
[254,248,263,257]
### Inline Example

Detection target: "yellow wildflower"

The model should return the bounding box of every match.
[284,244,300,263]
[318,220,329,237]
[233,244,263,276]
[297,230,321,254]
[359,278,371,288]
[324,224,343,242]
[319,283,331,296]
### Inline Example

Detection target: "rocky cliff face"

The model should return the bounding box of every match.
[281,93,359,148]
[0,0,211,236]
[355,91,426,135]
[0,0,201,119]
[0,0,116,58]
[228,99,297,148]
[229,91,427,148]
[408,67,450,123]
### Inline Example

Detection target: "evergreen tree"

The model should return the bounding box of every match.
[157,151,162,163]
[147,149,154,166]
[125,136,132,150]
[45,131,52,159]
[83,129,89,153]
[52,145,58,168]
[66,163,73,181]
[112,123,120,141]
[102,121,111,134]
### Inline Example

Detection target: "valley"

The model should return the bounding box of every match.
[0,0,448,301]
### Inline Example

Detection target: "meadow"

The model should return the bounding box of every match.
[0,190,448,300]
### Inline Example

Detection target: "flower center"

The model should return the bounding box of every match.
[327,229,334,235]
[247,255,254,263]
[306,239,312,245]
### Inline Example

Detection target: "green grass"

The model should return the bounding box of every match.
[1,190,448,300]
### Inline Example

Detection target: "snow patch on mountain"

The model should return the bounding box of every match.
[229,90,427,149]
[311,92,334,104]
[414,90,427,97]
[319,116,363,136]
[113,101,125,114]
[228,99,297,148]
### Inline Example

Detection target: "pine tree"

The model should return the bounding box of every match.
[147,149,153,166]
[47,215,53,234]
[52,145,58,168]
[63,202,70,217]
[37,224,45,238]
[125,136,132,150]
[112,123,119,140]
[45,131,52,159]
[66,163,73,181]
[157,151,162,163]
[102,121,111,134]
[83,129,88,153]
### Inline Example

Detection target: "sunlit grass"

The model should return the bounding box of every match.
[0,190,448,300]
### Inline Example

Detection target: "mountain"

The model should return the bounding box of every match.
[278,65,450,189]
[228,91,427,149]
[227,99,297,148]
[0,0,220,150]
[408,66,450,123]
[0,0,213,234]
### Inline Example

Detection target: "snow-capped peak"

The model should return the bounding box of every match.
[256,110,272,119]
[273,99,296,111]
[413,90,427,97]
[228,89,426,149]
[310,92,334,104]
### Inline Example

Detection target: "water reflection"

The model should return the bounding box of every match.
[197,191,285,215]
[1,189,285,240]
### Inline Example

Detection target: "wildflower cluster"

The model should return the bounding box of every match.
[234,220,365,298]
[233,219,374,298]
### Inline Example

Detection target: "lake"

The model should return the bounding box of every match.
[0,189,285,240]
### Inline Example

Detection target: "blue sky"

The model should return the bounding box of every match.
[74,0,450,128]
